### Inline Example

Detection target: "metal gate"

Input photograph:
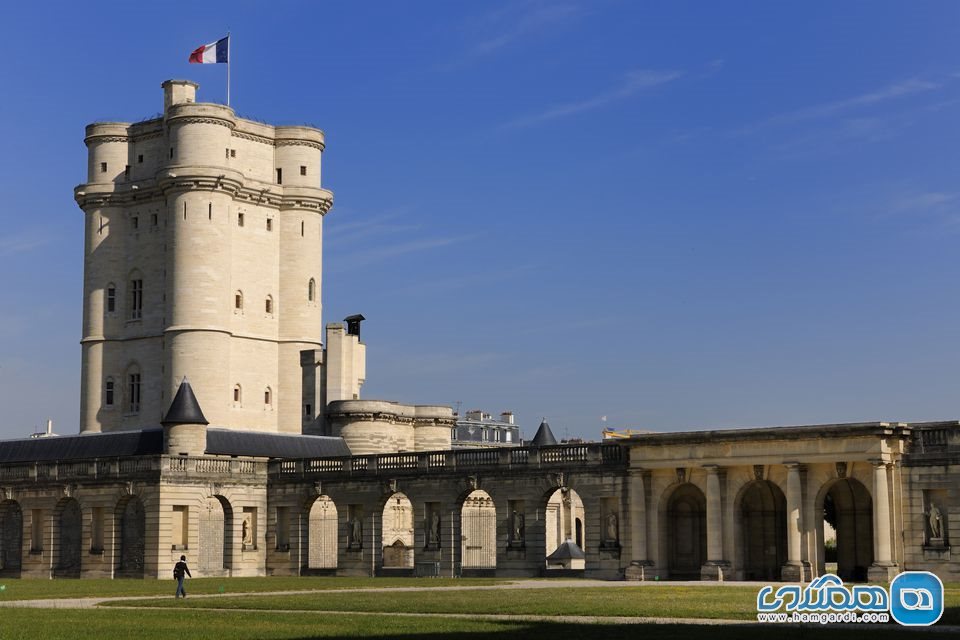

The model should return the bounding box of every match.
[461,497,496,569]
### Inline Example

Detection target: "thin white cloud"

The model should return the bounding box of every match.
[738,76,942,134]
[327,235,469,272]
[502,69,683,129]
[470,2,582,57]
[0,229,52,256]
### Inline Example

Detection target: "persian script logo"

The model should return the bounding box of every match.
[889,571,943,627]
[756,571,943,627]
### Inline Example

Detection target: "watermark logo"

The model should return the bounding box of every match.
[889,571,943,626]
[756,571,943,626]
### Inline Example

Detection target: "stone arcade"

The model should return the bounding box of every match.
[0,80,957,582]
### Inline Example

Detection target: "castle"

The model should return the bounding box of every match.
[0,80,956,582]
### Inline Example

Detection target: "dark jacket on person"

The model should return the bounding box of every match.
[173,561,192,579]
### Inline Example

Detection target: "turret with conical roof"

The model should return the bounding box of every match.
[162,378,208,456]
[530,419,558,447]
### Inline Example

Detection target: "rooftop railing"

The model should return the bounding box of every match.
[271,442,627,478]
[0,455,267,483]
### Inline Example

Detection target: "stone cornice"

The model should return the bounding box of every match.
[276,138,325,151]
[232,130,275,146]
[84,135,129,145]
[166,115,235,130]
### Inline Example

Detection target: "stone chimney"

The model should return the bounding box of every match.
[161,79,198,113]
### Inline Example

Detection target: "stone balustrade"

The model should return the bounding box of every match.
[270,442,627,479]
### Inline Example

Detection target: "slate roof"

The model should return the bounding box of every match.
[0,428,349,463]
[162,378,208,425]
[0,429,164,464]
[545,539,585,561]
[206,429,350,458]
[530,419,558,447]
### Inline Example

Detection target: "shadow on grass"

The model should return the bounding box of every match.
[276,621,947,640]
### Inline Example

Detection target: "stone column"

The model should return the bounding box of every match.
[781,462,804,581]
[868,459,898,581]
[625,469,651,580]
[701,465,728,580]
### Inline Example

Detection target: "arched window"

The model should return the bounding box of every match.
[264,387,272,407]
[233,384,242,406]
[234,290,243,312]
[125,364,141,414]
[308,279,316,302]
[105,377,115,408]
[265,295,273,315]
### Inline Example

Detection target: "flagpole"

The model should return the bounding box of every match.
[226,31,231,107]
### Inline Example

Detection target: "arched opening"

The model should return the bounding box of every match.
[308,279,316,302]
[821,478,873,581]
[544,487,585,570]
[233,384,242,407]
[305,495,338,572]
[264,387,272,408]
[666,483,706,579]
[55,498,82,577]
[199,496,233,575]
[381,492,413,570]
[116,496,145,578]
[461,490,496,570]
[234,290,243,312]
[739,480,787,580]
[0,500,22,577]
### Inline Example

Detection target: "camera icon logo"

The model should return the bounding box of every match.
[890,571,943,626]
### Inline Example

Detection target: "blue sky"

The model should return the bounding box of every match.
[2,1,960,441]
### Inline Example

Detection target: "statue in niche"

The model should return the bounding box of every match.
[512,510,525,543]
[429,512,441,546]
[606,512,619,543]
[242,516,253,546]
[350,516,363,547]
[928,502,943,541]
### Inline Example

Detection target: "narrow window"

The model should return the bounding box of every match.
[234,291,243,311]
[308,278,316,302]
[265,296,273,314]
[266,218,272,232]
[230,149,236,158]
[264,388,272,406]
[208,203,212,220]
[183,202,187,220]
[100,162,107,173]
[128,373,141,413]
[233,384,242,405]
[151,213,158,226]
[300,165,307,176]
[129,279,143,319]
[137,154,144,164]
[131,216,139,230]
[169,147,174,159]
[276,168,282,184]
[106,285,116,313]
[304,403,312,417]
[300,221,304,237]
[30,510,43,552]
[238,212,245,227]
[105,378,115,407]
[91,507,104,553]
[225,148,231,159]
[451,428,458,440]
[172,506,188,548]
[124,165,130,178]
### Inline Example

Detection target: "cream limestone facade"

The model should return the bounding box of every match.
[77,80,331,434]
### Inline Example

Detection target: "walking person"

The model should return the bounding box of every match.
[173,555,192,598]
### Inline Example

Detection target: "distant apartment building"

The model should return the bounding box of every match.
[451,410,520,448]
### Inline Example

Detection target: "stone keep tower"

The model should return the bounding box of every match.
[76,80,333,434]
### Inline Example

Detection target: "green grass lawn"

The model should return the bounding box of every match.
[103,584,960,625]
[0,609,933,640]
[0,576,504,600]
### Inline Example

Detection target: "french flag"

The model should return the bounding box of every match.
[189,36,229,64]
